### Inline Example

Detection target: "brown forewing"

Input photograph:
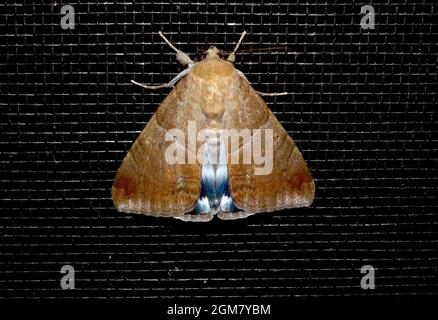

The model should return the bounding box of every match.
[112,78,201,217]
[227,77,315,213]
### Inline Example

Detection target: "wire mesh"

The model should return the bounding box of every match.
[0,1,437,298]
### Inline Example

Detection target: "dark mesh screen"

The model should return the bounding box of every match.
[1,1,437,299]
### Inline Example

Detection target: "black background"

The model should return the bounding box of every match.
[1,0,437,301]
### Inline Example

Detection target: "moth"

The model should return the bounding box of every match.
[112,31,315,222]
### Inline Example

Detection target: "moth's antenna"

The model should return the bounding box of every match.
[158,31,194,67]
[227,31,247,63]
[130,32,194,90]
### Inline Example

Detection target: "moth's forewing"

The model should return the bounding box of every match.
[226,76,314,213]
[112,83,201,217]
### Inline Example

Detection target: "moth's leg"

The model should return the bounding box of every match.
[131,67,191,90]
[256,91,290,96]
[158,31,194,67]
[227,31,247,63]
[217,212,255,220]
[235,69,291,96]
[174,214,214,222]
[130,32,194,90]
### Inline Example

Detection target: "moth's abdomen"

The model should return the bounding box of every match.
[195,134,237,215]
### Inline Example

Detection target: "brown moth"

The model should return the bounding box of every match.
[112,31,315,222]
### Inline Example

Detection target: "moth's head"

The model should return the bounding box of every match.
[199,46,229,61]
[206,46,220,57]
